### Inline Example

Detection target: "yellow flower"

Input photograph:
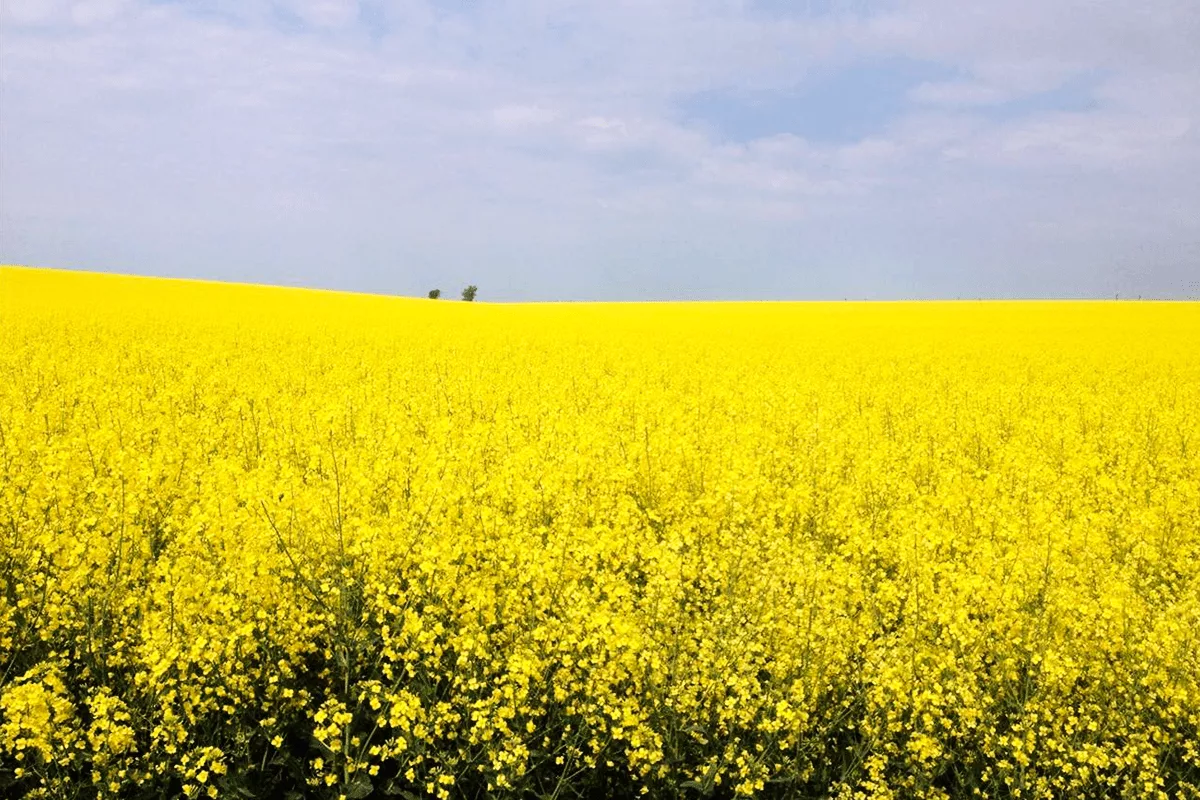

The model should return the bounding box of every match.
[3,265,1199,799]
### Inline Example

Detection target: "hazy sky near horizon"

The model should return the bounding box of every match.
[2,0,1198,300]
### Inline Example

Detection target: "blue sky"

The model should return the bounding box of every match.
[2,0,1198,300]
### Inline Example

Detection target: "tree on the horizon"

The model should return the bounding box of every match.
[461,285,478,302]
[428,289,441,299]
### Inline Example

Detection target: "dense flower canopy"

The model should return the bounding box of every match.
[1,267,1198,799]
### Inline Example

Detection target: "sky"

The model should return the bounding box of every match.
[1,0,1198,300]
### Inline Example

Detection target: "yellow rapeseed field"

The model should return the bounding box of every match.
[1,265,1198,799]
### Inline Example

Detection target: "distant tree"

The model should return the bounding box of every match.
[428,289,441,299]
[461,285,478,302]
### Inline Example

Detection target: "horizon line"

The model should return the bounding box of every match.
[3,263,1196,304]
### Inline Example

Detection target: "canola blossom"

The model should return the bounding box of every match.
[1,265,1199,799]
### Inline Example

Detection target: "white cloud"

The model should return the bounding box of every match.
[69,0,131,25]
[292,0,359,29]
[492,105,559,132]
[909,81,1013,107]
[1,0,71,25]
[990,113,1194,168]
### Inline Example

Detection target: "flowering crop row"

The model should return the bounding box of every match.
[1,266,1198,799]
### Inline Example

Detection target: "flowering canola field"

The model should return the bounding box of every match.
[2,266,1199,800]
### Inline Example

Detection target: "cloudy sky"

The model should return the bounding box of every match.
[2,0,1198,300]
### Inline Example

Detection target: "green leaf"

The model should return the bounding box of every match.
[346,776,374,800]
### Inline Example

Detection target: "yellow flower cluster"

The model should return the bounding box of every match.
[1,266,1198,799]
